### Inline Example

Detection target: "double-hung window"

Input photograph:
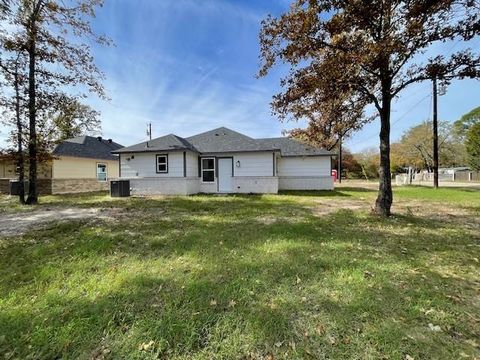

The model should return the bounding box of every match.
[156,154,168,173]
[201,158,215,182]
[97,163,107,182]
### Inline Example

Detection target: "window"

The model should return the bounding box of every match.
[201,157,215,182]
[156,154,168,173]
[97,163,107,182]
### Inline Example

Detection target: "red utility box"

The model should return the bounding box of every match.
[331,169,337,182]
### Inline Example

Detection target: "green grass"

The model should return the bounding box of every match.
[0,186,479,359]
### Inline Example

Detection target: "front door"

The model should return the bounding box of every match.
[218,158,233,193]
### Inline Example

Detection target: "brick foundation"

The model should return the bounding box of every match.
[0,179,9,194]
[0,178,52,195]
[51,178,109,194]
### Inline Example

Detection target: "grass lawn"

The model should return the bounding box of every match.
[0,186,479,359]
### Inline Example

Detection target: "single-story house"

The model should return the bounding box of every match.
[0,135,123,194]
[112,127,334,195]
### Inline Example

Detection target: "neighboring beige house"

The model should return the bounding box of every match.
[0,136,123,194]
[113,127,334,195]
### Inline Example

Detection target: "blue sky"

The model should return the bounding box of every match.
[1,0,479,152]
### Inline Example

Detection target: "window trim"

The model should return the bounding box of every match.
[156,154,169,174]
[96,162,107,182]
[201,157,216,183]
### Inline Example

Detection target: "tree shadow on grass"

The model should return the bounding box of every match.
[1,196,479,358]
[1,232,477,359]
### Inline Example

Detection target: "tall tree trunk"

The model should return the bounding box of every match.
[338,135,342,183]
[14,70,25,204]
[432,75,439,188]
[375,86,393,216]
[26,29,37,204]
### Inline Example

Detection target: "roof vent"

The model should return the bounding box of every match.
[108,139,112,143]
[97,136,102,142]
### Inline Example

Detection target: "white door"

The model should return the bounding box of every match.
[218,158,233,193]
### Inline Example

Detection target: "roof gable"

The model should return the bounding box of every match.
[185,127,274,153]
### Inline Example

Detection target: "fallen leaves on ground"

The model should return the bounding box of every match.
[138,340,154,351]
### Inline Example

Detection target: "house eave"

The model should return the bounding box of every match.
[281,153,334,157]
[113,148,281,155]
[112,148,199,155]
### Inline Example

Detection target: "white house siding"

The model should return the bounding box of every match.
[197,151,275,193]
[120,151,198,195]
[277,156,330,176]
[232,152,274,177]
[186,152,198,177]
[120,151,185,178]
[277,156,333,190]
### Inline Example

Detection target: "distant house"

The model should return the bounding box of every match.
[113,127,334,195]
[0,136,123,194]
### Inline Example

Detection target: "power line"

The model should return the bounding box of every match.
[392,94,432,127]
[348,94,431,148]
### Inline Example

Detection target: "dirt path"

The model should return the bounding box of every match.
[0,208,116,237]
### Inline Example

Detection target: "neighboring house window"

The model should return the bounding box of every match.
[201,157,215,182]
[97,163,107,182]
[156,154,168,173]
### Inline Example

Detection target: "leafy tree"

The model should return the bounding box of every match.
[342,150,363,179]
[0,0,110,204]
[355,148,380,180]
[36,95,101,154]
[454,106,480,139]
[284,92,372,150]
[466,123,480,171]
[258,0,480,216]
[49,97,100,143]
[330,148,363,178]
[390,142,409,174]
[392,121,467,170]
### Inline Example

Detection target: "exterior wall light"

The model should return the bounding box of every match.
[236,160,241,168]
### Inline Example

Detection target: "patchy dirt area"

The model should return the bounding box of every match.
[311,198,372,216]
[0,207,121,237]
[310,196,479,232]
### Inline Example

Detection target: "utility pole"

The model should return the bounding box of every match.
[432,75,439,189]
[338,135,342,184]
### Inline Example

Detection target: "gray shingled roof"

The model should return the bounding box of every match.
[53,136,123,161]
[185,127,275,153]
[113,134,197,154]
[113,127,333,157]
[257,137,333,156]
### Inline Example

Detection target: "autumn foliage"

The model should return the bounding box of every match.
[259,0,480,215]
